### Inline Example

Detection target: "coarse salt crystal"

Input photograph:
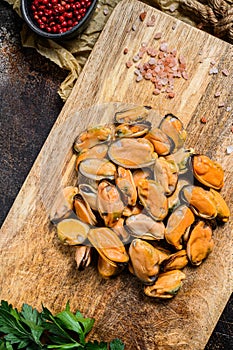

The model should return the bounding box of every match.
[149,58,156,65]
[209,67,218,74]
[182,71,189,80]
[222,69,229,76]
[160,42,168,52]
[210,60,216,65]
[132,24,137,31]
[153,89,161,95]
[226,145,233,154]
[136,75,143,82]
[214,91,221,97]
[169,4,176,12]
[133,55,140,62]
[145,72,152,80]
[126,61,133,68]
[154,32,162,40]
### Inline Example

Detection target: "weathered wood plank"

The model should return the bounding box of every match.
[1,1,232,349]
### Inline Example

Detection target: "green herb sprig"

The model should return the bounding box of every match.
[0,301,124,350]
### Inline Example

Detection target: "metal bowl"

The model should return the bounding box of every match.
[20,0,98,40]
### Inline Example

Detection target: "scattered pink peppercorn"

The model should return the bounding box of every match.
[30,0,94,34]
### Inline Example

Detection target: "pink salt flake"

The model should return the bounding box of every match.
[149,49,158,57]
[154,32,162,40]
[136,75,143,82]
[133,55,140,62]
[169,4,176,12]
[158,52,165,59]
[170,49,177,57]
[222,69,229,76]
[160,42,168,52]
[147,21,155,27]
[161,78,168,86]
[139,51,145,58]
[167,92,175,98]
[126,61,133,68]
[179,55,186,65]
[145,72,152,80]
[182,71,189,80]
[209,67,218,75]
[153,89,161,95]
[210,60,216,65]
[134,69,141,76]
[214,91,221,97]
[149,58,156,65]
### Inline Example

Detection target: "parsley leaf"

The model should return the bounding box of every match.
[0,301,124,350]
[109,338,125,350]
[0,301,43,349]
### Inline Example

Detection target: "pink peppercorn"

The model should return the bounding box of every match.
[30,0,94,34]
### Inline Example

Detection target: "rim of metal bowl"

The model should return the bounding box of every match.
[20,0,98,40]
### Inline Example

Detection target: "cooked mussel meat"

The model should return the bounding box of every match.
[126,213,165,240]
[159,114,187,152]
[57,218,90,245]
[115,167,137,206]
[88,227,129,265]
[165,205,195,250]
[114,105,150,124]
[168,179,191,211]
[129,239,164,285]
[74,194,97,225]
[137,179,168,221]
[98,255,124,279]
[192,154,224,189]
[186,221,214,266]
[79,158,116,181]
[166,148,194,174]
[115,121,151,138]
[111,218,130,243]
[153,157,178,196]
[75,144,108,170]
[181,185,217,219]
[210,188,230,222]
[74,125,113,153]
[97,181,125,227]
[144,270,186,298]
[145,127,174,155]
[108,138,156,168]
[162,250,188,272]
[75,245,92,270]
[133,169,152,187]
[78,184,98,211]
[50,186,79,222]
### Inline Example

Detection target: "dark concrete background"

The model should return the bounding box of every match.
[0,2,232,349]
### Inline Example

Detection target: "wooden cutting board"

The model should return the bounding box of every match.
[1,0,232,349]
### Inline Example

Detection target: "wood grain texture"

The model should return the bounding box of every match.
[0,1,232,349]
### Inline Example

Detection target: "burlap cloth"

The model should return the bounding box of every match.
[6,0,233,100]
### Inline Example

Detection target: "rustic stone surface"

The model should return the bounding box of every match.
[0,1,232,349]
[0,1,66,225]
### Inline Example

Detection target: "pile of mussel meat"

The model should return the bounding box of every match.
[50,106,230,299]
